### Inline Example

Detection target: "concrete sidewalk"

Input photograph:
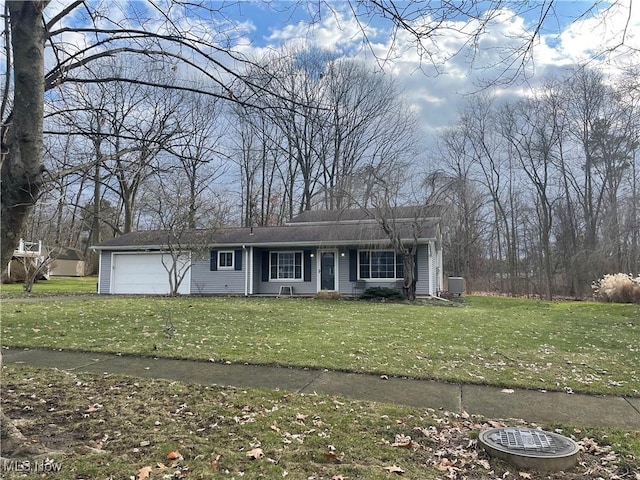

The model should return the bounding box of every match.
[3,347,639,430]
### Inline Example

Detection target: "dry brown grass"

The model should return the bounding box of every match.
[593,273,640,304]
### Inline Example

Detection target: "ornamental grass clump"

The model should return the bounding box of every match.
[593,273,640,304]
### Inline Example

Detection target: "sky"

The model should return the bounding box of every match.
[214,0,640,135]
[42,0,640,140]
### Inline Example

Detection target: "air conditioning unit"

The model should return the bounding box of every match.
[448,277,465,296]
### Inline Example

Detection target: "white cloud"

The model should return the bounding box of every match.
[552,0,639,75]
[41,1,640,143]
[265,8,376,55]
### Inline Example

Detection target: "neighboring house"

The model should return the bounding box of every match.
[93,206,443,296]
[49,247,87,277]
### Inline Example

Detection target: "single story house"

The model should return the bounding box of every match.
[93,206,443,296]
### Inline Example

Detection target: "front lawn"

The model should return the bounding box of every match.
[1,365,637,480]
[0,276,97,298]
[1,295,638,396]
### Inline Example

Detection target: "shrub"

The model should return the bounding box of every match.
[360,286,404,301]
[592,273,640,304]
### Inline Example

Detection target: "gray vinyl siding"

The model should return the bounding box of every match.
[256,279,317,295]
[416,243,430,295]
[98,241,436,296]
[344,243,431,296]
[256,248,317,295]
[337,251,351,295]
[98,251,112,294]
[252,249,260,294]
[190,259,246,295]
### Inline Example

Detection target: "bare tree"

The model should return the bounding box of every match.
[230,106,285,227]
[234,47,422,223]
[560,66,637,290]
[166,91,229,229]
[318,57,417,209]
[432,66,639,297]
[499,86,564,300]
[455,96,524,295]
[430,127,487,292]
[1,0,271,276]
[1,2,47,277]
[3,0,636,278]
[140,174,218,296]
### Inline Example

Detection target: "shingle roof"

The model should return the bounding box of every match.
[53,246,85,261]
[93,207,440,250]
[287,205,441,224]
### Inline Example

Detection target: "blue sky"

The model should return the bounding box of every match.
[43,0,639,137]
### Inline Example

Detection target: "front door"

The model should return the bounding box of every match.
[320,251,336,290]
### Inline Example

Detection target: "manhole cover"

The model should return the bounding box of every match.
[479,427,580,472]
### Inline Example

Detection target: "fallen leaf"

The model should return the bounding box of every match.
[501,389,515,394]
[436,460,459,472]
[270,422,281,433]
[211,454,221,470]
[391,434,414,448]
[518,473,533,479]
[137,466,153,480]
[380,375,389,380]
[246,448,264,459]
[166,450,183,460]
[84,403,102,413]
[323,451,343,462]
[296,413,308,421]
[383,465,405,474]
[332,475,348,480]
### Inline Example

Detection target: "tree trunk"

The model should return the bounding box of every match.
[402,251,416,301]
[1,2,47,277]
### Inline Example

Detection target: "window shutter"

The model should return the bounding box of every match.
[349,249,357,282]
[261,251,269,281]
[414,251,418,281]
[210,250,218,271]
[303,250,312,282]
[234,249,243,270]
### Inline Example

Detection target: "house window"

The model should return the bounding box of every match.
[218,251,234,269]
[270,251,303,280]
[358,250,404,279]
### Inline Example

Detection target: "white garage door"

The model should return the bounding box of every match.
[111,253,191,294]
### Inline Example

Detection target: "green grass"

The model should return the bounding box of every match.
[1,365,637,479]
[1,294,638,396]
[2,281,638,478]
[0,276,97,298]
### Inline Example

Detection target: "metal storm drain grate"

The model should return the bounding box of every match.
[479,427,580,472]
